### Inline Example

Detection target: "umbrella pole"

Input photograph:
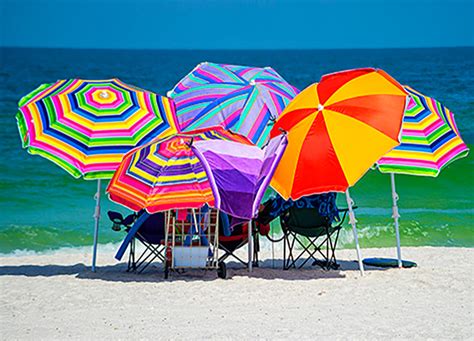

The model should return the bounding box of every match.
[91,179,101,272]
[248,220,253,272]
[271,223,275,269]
[390,173,403,268]
[345,189,364,276]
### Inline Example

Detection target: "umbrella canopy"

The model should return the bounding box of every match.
[192,133,288,221]
[168,62,299,147]
[378,85,469,176]
[107,126,252,213]
[270,68,409,200]
[16,78,179,179]
[377,86,469,268]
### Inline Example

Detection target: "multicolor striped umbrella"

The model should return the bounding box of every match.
[15,78,179,272]
[378,86,469,176]
[168,62,299,147]
[107,126,252,213]
[270,68,409,275]
[377,86,469,267]
[16,78,178,179]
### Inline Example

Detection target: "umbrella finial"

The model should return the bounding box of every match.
[317,104,324,111]
[250,79,256,86]
[99,90,110,99]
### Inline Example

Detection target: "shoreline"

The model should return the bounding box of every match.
[1,246,472,339]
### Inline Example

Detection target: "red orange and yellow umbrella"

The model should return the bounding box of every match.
[270,68,409,274]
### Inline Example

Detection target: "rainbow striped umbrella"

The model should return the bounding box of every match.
[107,126,252,213]
[16,79,178,179]
[168,62,299,147]
[377,86,469,267]
[16,79,179,271]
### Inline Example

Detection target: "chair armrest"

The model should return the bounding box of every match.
[335,206,357,226]
[338,206,358,212]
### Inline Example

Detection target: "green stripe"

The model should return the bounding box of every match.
[233,88,257,130]
[188,73,208,85]
[379,164,438,177]
[15,111,29,148]
[177,102,209,117]
[255,126,271,148]
[187,94,247,129]
[27,146,83,178]
[216,64,245,83]
[18,83,54,107]
[176,84,241,97]
[83,171,114,180]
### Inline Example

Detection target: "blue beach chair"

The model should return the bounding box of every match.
[109,210,166,273]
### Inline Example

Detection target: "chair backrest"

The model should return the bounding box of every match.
[282,207,331,237]
[218,215,248,238]
[136,212,165,244]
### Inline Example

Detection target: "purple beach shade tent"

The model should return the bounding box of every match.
[191,133,288,271]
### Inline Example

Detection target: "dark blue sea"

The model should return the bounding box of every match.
[0,47,473,254]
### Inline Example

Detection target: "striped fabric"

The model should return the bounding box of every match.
[106,126,252,213]
[378,86,469,176]
[16,79,178,179]
[168,62,299,147]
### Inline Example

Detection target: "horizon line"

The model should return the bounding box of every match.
[1,45,473,52]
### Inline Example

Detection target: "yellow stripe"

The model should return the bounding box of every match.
[58,92,151,131]
[324,72,406,107]
[402,112,439,130]
[323,109,399,186]
[279,83,319,117]
[383,138,465,162]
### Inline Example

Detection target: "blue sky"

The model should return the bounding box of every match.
[1,0,473,49]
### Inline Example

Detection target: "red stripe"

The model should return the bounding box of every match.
[291,113,348,199]
[325,94,405,141]
[270,108,316,138]
[317,68,375,105]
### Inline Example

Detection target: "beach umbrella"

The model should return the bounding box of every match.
[270,68,409,275]
[16,79,179,271]
[168,62,299,147]
[192,134,288,271]
[106,126,252,213]
[377,85,469,267]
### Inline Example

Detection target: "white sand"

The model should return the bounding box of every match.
[0,246,473,340]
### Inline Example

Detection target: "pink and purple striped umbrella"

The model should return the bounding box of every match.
[168,62,299,147]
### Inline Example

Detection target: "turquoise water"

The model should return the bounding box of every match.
[0,47,473,254]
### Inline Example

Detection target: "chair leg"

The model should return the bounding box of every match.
[127,238,136,272]
[284,231,298,270]
[253,232,259,267]
[327,228,341,270]
[219,244,248,267]
[292,235,324,269]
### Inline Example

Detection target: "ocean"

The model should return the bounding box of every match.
[0,47,473,255]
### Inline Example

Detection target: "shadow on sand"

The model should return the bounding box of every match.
[0,258,389,283]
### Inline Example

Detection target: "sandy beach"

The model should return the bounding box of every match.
[1,245,472,340]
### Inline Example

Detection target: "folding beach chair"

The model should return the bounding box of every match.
[109,210,166,273]
[281,207,350,270]
[218,220,260,267]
